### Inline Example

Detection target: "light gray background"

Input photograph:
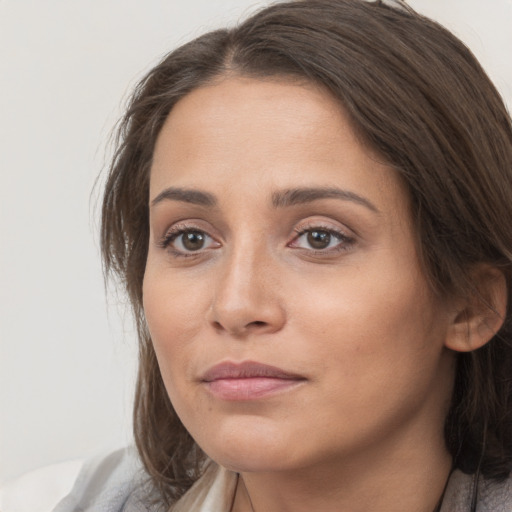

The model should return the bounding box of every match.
[1,0,511,484]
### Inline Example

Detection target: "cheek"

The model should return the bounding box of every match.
[291,257,445,383]
[142,268,210,379]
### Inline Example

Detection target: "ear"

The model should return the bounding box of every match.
[445,265,508,353]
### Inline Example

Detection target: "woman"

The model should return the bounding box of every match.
[56,0,512,510]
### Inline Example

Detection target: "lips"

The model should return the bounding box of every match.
[200,361,306,400]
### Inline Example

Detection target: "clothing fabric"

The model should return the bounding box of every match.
[0,459,84,512]
[47,447,512,511]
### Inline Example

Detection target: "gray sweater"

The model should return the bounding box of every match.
[53,447,512,512]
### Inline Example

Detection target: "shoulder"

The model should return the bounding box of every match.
[0,447,152,512]
[479,473,512,511]
[0,458,84,512]
[52,446,156,512]
[441,470,512,512]
[49,451,238,512]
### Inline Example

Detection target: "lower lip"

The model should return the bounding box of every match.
[204,377,304,400]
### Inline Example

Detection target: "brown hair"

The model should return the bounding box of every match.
[101,0,512,505]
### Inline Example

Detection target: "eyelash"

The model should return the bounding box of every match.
[157,224,219,258]
[289,225,355,254]
[157,223,355,257]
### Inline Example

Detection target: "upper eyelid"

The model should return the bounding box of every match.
[293,227,348,238]
[155,216,355,242]
[162,225,216,242]
[160,220,218,239]
[290,227,352,246]
[158,227,221,258]
[159,228,351,256]
[172,230,217,247]
[291,218,353,236]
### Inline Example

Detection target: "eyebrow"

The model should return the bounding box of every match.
[272,187,379,213]
[150,185,378,213]
[151,187,217,208]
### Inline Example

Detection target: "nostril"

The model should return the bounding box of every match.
[212,321,224,331]
[249,321,267,328]
[211,319,267,333]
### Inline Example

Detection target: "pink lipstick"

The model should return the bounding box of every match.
[201,361,306,401]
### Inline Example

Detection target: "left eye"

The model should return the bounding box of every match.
[291,229,346,251]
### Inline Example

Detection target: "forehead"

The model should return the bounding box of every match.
[153,76,349,167]
[150,76,407,216]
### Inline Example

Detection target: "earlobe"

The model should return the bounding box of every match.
[444,265,508,353]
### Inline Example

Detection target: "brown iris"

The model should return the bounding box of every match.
[307,230,332,249]
[182,231,206,251]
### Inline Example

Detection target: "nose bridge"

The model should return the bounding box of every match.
[216,233,269,312]
[209,232,284,335]
[223,240,259,297]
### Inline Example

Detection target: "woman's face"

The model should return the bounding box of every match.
[143,77,455,473]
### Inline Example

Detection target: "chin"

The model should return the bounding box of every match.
[208,446,298,473]
[193,420,303,473]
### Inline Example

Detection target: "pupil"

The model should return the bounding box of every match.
[307,230,331,249]
[183,231,205,251]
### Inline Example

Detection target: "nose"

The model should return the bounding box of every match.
[207,245,286,337]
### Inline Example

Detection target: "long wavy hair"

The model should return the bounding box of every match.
[101,0,512,505]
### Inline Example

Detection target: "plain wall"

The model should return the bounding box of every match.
[1,0,511,484]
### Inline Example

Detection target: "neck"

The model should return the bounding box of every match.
[231,428,452,512]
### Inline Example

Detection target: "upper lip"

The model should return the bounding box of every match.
[201,361,305,382]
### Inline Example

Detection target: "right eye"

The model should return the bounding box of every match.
[161,228,220,256]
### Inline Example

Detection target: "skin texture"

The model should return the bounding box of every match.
[143,77,458,511]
